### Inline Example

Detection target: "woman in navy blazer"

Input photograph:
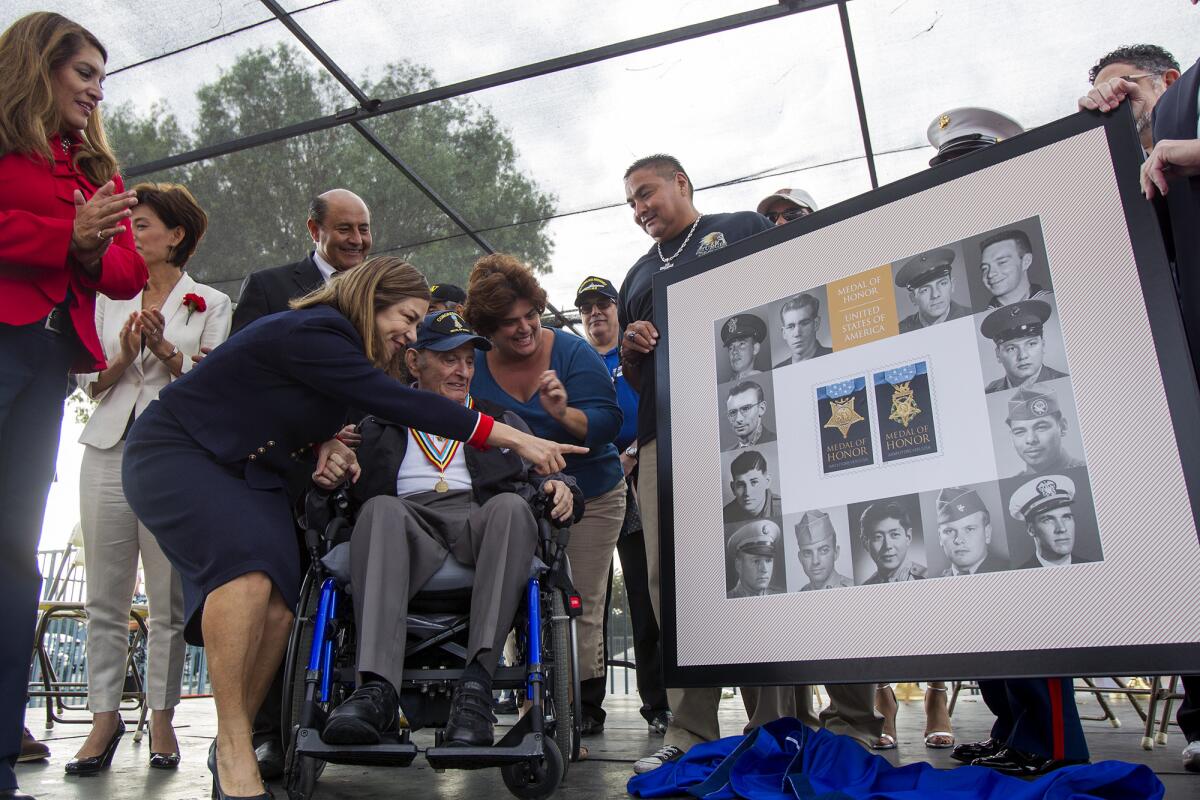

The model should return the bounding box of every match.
[122,257,584,799]
[0,13,147,795]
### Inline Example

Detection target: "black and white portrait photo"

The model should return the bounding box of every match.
[848,494,928,585]
[962,217,1054,312]
[719,372,777,452]
[714,309,773,383]
[977,298,1070,393]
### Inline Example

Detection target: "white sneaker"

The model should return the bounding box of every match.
[1183,739,1200,772]
[633,744,685,774]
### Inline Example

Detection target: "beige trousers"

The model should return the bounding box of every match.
[566,482,626,682]
[640,441,725,748]
[79,443,185,712]
[741,684,883,747]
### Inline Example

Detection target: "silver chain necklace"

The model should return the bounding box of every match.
[656,214,703,268]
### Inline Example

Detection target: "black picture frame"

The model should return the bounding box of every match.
[652,105,1200,688]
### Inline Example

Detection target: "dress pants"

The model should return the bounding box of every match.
[640,440,723,748]
[1178,675,1200,742]
[79,442,185,711]
[741,684,882,747]
[0,321,75,791]
[350,491,538,690]
[565,482,626,684]
[978,678,1088,761]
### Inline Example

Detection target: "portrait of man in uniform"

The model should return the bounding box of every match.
[723,379,776,450]
[977,229,1054,309]
[936,487,1008,576]
[980,299,1068,393]
[722,449,783,525]
[726,520,783,598]
[894,248,971,333]
[856,499,927,584]
[716,312,769,382]
[794,509,853,590]
[1008,474,1095,569]
[1004,384,1085,476]
[775,293,832,367]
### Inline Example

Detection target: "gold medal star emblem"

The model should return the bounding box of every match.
[889,381,921,427]
[824,396,864,439]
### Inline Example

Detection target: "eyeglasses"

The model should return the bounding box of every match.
[764,207,812,224]
[577,297,613,314]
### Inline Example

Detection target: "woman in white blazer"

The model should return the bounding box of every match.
[69,183,231,774]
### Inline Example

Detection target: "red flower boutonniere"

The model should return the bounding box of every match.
[182,293,207,325]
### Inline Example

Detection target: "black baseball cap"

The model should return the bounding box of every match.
[411,311,491,351]
[429,283,467,304]
[574,275,618,307]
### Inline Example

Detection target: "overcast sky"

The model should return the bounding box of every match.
[9,0,1197,549]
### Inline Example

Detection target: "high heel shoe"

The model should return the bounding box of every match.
[872,684,898,750]
[148,731,181,770]
[208,741,273,800]
[64,720,126,775]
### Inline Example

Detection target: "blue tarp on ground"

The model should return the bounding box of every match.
[627,718,1164,799]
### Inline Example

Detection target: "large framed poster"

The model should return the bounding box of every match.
[654,106,1200,687]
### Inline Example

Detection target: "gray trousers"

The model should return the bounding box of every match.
[350,491,538,691]
[79,443,185,712]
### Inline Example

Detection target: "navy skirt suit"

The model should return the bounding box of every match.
[122,304,491,644]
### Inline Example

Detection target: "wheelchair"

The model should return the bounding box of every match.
[280,487,584,800]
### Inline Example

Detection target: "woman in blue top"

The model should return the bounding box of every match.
[464,254,626,735]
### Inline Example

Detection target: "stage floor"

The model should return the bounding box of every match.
[19,690,1200,798]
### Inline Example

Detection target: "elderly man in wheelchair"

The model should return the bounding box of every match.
[288,311,583,795]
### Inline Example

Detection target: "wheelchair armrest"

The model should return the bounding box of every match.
[301,487,352,556]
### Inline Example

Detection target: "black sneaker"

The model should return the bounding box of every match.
[444,680,497,747]
[647,711,671,736]
[322,681,399,744]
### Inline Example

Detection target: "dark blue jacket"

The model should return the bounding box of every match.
[152,304,482,490]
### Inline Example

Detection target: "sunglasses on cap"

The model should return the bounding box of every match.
[764,207,812,224]
[577,297,614,314]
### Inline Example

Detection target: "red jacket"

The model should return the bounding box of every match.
[0,134,147,372]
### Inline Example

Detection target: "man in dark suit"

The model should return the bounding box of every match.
[232,187,372,775]
[231,188,372,334]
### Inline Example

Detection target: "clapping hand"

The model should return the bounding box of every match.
[118,311,141,362]
[70,181,137,267]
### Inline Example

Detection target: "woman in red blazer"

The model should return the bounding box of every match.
[0,13,147,796]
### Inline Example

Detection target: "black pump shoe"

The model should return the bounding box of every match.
[148,732,181,770]
[64,721,125,775]
[443,680,497,747]
[208,742,273,800]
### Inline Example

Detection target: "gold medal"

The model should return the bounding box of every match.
[435,478,449,493]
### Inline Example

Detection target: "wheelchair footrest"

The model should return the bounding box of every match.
[294,727,418,767]
[425,730,544,770]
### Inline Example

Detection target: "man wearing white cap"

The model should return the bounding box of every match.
[726,521,781,598]
[756,188,818,226]
[1009,474,1093,569]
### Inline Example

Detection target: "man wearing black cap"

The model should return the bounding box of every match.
[720,313,767,380]
[321,311,580,749]
[894,248,971,333]
[428,283,467,314]
[935,487,1007,577]
[980,300,1067,392]
[618,154,771,773]
[1004,385,1085,476]
[575,275,672,736]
